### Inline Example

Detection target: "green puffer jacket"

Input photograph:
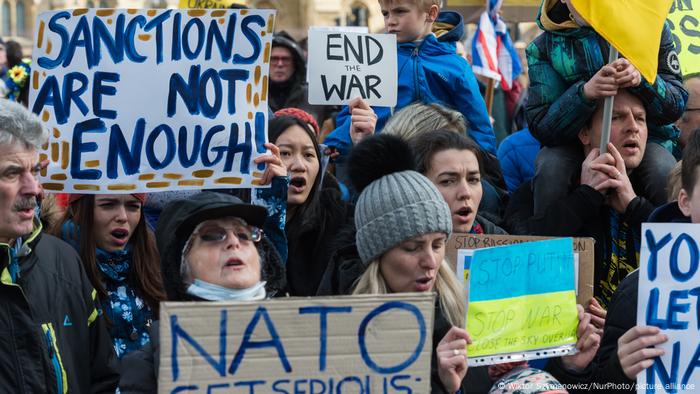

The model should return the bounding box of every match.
[526,0,687,153]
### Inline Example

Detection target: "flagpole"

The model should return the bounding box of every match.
[485,78,496,115]
[599,44,619,155]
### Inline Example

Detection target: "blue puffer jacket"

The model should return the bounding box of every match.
[497,127,540,193]
[324,11,496,156]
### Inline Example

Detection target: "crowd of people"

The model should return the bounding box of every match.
[1,0,699,392]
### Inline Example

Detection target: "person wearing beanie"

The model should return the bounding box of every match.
[318,134,469,393]
[269,31,336,126]
[53,193,165,359]
[118,192,286,393]
[319,135,599,394]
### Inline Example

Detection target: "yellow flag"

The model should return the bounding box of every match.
[570,0,673,83]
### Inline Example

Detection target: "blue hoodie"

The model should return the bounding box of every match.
[324,11,496,156]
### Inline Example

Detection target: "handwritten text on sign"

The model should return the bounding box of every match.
[467,238,578,364]
[668,0,699,76]
[29,9,274,193]
[307,31,397,106]
[159,294,434,394]
[637,223,700,394]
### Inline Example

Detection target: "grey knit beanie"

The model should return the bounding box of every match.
[354,170,452,265]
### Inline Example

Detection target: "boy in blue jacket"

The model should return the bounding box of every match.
[323,0,495,158]
[527,0,687,215]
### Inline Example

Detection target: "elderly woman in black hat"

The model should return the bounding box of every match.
[119,192,285,393]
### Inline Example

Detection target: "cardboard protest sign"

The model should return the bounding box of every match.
[29,9,274,193]
[447,234,594,305]
[466,238,578,366]
[637,223,700,393]
[159,293,435,393]
[668,0,700,76]
[307,30,397,106]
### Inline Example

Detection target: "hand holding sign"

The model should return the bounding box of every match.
[436,327,471,394]
[586,297,607,335]
[349,97,377,146]
[253,143,286,186]
[560,304,601,373]
[618,326,668,380]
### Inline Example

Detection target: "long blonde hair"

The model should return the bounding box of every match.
[352,259,466,328]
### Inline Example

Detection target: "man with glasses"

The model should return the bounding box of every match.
[269,32,336,127]
[678,77,700,150]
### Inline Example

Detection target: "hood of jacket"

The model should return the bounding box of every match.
[432,11,464,43]
[156,192,286,301]
[537,0,589,36]
[272,31,306,84]
[648,201,691,223]
[397,10,465,56]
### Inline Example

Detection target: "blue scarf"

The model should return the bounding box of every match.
[61,219,153,359]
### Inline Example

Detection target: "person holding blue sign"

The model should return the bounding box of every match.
[318,135,600,393]
[119,192,286,392]
[53,193,166,359]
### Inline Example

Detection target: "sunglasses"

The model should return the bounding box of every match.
[194,223,263,244]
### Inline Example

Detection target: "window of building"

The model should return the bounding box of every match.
[16,0,25,35]
[2,1,11,36]
[349,3,368,27]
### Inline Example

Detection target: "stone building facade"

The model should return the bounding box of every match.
[0,0,383,46]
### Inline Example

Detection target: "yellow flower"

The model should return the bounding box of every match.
[8,65,28,85]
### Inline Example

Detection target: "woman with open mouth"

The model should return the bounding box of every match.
[118,192,286,392]
[268,114,353,296]
[53,193,165,359]
[411,129,507,235]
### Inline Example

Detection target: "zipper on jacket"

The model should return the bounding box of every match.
[412,47,422,101]
[42,323,67,394]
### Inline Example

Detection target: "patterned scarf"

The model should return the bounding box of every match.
[96,247,154,359]
[599,209,639,307]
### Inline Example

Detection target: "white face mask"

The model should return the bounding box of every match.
[186,279,267,301]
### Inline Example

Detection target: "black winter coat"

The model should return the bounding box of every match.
[316,229,492,394]
[0,227,119,393]
[286,188,354,296]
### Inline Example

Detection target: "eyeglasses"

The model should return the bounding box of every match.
[194,224,263,244]
[270,56,293,65]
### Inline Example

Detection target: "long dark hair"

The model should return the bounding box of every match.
[55,196,166,316]
[268,115,324,229]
